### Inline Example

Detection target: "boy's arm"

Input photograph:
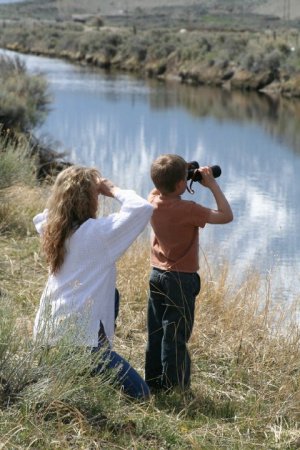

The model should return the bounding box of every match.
[198,167,233,224]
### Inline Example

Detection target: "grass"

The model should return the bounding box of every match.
[1,144,300,448]
[1,7,300,446]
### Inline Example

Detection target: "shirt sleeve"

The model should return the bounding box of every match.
[189,202,210,228]
[102,188,153,262]
[33,209,48,235]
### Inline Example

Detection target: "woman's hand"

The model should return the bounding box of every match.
[96,177,118,197]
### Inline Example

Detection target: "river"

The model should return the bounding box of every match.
[0,0,25,3]
[2,49,300,301]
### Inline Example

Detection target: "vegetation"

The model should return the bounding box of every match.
[0,0,299,29]
[0,138,300,449]
[0,54,71,180]
[0,54,50,132]
[1,0,300,97]
[0,2,300,447]
[1,15,300,96]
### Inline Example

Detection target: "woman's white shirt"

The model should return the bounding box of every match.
[33,188,153,347]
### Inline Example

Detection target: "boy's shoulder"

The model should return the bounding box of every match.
[149,192,196,208]
[151,195,206,221]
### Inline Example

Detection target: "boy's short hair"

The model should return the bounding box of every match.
[151,154,187,194]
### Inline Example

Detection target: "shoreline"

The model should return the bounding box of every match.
[1,21,300,99]
[1,41,288,97]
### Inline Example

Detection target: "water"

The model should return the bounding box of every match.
[0,0,25,3]
[2,49,300,300]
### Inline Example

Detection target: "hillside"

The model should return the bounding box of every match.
[254,0,300,20]
[56,0,300,20]
[1,0,299,30]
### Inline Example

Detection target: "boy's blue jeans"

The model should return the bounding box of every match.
[145,268,201,391]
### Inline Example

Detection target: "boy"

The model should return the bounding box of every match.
[145,154,233,392]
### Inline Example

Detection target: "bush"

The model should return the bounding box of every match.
[265,49,282,71]
[0,55,50,132]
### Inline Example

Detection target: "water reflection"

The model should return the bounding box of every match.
[0,0,25,3]
[2,50,300,298]
[148,80,300,156]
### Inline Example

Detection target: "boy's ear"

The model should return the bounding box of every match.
[178,178,186,188]
[175,178,186,193]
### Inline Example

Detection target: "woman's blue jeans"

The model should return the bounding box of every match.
[92,289,150,400]
[145,268,201,391]
[92,348,150,399]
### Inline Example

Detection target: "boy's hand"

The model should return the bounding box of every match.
[197,166,217,188]
[197,167,233,224]
[96,177,118,197]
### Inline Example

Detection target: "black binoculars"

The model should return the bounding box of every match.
[187,161,221,193]
[187,161,221,182]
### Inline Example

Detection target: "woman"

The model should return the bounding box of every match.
[33,165,153,399]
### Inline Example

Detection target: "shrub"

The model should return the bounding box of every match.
[265,49,282,71]
[130,38,148,62]
[0,55,50,132]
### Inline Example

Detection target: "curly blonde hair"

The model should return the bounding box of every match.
[42,165,100,274]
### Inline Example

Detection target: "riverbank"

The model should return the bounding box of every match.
[1,18,300,97]
[0,53,72,178]
[0,135,300,449]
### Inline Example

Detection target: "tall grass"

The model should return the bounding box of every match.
[1,236,299,448]
[0,132,46,236]
[0,133,36,190]
[117,247,300,448]
[1,150,300,448]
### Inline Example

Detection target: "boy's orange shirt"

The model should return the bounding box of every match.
[149,191,210,273]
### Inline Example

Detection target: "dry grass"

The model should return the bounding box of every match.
[1,179,300,448]
[0,183,47,234]
[116,244,300,448]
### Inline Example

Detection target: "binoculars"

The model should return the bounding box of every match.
[187,161,221,182]
[187,161,221,193]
